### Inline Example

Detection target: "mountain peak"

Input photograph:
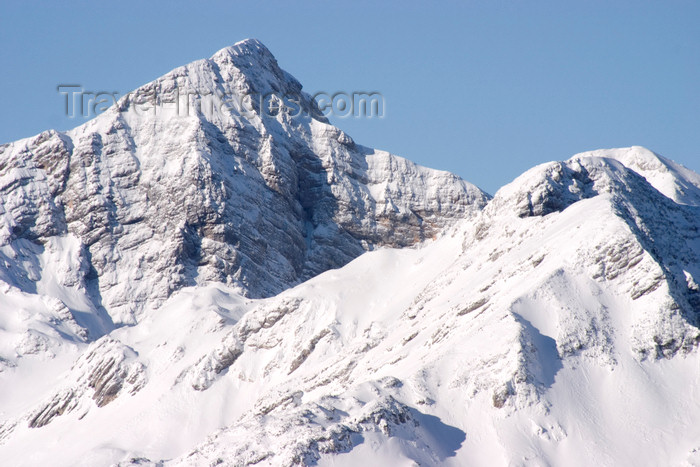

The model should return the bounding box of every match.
[209,38,280,79]
[487,145,700,221]
[109,38,309,125]
[0,41,488,327]
[214,38,273,60]
[571,146,700,206]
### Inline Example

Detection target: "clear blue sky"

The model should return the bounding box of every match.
[1,1,698,194]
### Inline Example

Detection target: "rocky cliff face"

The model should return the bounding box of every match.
[0,39,488,327]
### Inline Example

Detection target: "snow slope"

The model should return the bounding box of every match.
[1,147,700,466]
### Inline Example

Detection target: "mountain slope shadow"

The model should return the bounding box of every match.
[513,312,563,389]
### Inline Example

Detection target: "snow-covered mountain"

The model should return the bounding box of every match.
[1,40,700,467]
[0,39,487,328]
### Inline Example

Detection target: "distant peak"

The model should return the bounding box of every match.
[570,146,663,171]
[232,38,268,51]
[211,38,274,62]
[570,146,700,206]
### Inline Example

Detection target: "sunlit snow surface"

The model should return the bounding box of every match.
[1,144,699,466]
